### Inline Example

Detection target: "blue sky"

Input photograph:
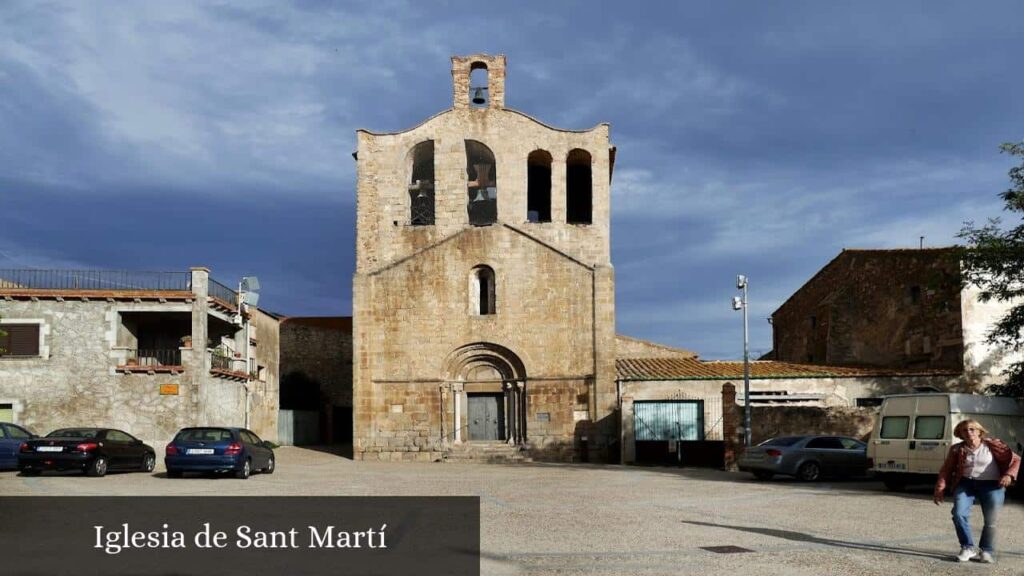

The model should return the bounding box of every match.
[2,1,1022,360]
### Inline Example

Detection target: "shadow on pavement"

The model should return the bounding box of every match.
[680,519,953,561]
[290,443,354,459]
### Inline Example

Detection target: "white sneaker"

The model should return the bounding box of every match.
[957,547,978,562]
[979,551,995,563]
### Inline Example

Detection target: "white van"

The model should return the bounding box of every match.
[867,393,1024,490]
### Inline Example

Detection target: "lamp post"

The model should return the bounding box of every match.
[732,275,751,447]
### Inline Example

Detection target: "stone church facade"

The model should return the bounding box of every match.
[353,54,617,462]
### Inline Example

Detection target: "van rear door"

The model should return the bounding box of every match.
[907,395,951,474]
[872,397,914,472]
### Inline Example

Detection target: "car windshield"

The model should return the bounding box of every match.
[176,428,234,442]
[46,429,101,438]
[759,436,803,447]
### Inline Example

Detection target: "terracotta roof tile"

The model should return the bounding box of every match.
[616,357,961,380]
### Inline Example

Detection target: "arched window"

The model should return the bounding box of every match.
[527,150,552,223]
[566,149,592,225]
[471,265,496,315]
[466,140,497,226]
[470,62,488,108]
[408,140,435,225]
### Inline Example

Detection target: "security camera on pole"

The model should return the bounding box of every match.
[732,275,751,447]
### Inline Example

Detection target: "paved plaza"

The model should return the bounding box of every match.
[3,447,1023,575]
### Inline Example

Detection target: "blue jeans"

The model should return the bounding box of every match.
[951,478,1005,552]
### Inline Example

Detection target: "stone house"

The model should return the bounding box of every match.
[770,247,1021,389]
[352,54,619,462]
[0,267,279,447]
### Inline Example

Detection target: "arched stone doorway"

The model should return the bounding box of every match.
[442,343,527,445]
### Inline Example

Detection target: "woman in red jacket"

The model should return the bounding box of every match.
[933,419,1021,563]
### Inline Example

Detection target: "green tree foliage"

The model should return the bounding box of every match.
[958,142,1024,397]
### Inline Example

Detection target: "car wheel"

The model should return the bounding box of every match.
[797,461,821,482]
[235,459,251,480]
[87,456,108,477]
[167,469,183,479]
[264,456,275,475]
[752,471,774,480]
[142,453,156,473]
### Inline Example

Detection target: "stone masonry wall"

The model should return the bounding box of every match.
[524,379,591,461]
[0,299,196,447]
[249,309,281,441]
[773,249,963,370]
[354,111,612,272]
[743,405,878,445]
[279,317,352,408]
[355,226,611,458]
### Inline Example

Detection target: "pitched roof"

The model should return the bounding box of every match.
[615,357,960,381]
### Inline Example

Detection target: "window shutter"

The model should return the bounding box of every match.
[2,324,40,356]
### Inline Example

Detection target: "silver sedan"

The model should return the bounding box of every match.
[738,435,869,481]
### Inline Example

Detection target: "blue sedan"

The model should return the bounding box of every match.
[164,427,275,480]
[0,422,37,470]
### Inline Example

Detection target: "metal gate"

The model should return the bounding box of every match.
[635,400,704,441]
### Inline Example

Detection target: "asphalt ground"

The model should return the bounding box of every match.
[2,446,1023,576]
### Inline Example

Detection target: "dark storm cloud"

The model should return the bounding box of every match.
[2,0,1022,359]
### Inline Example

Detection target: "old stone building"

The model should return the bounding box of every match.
[771,247,1021,389]
[0,267,279,446]
[353,54,618,462]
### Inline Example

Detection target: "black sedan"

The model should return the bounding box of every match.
[738,435,869,481]
[18,428,156,477]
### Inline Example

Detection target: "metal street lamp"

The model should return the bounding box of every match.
[732,275,751,447]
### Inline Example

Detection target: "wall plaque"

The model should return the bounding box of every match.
[159,384,179,395]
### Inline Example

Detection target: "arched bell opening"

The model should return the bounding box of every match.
[465,140,497,226]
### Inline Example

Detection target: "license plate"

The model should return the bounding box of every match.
[875,461,907,470]
[186,448,215,455]
[36,446,64,453]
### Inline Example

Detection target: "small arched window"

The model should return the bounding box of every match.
[566,148,592,225]
[466,140,497,226]
[471,265,496,316]
[470,62,489,108]
[408,140,435,225]
[527,150,552,223]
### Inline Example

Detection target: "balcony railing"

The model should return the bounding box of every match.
[0,269,191,291]
[126,348,183,367]
[210,353,232,371]
[208,279,238,307]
